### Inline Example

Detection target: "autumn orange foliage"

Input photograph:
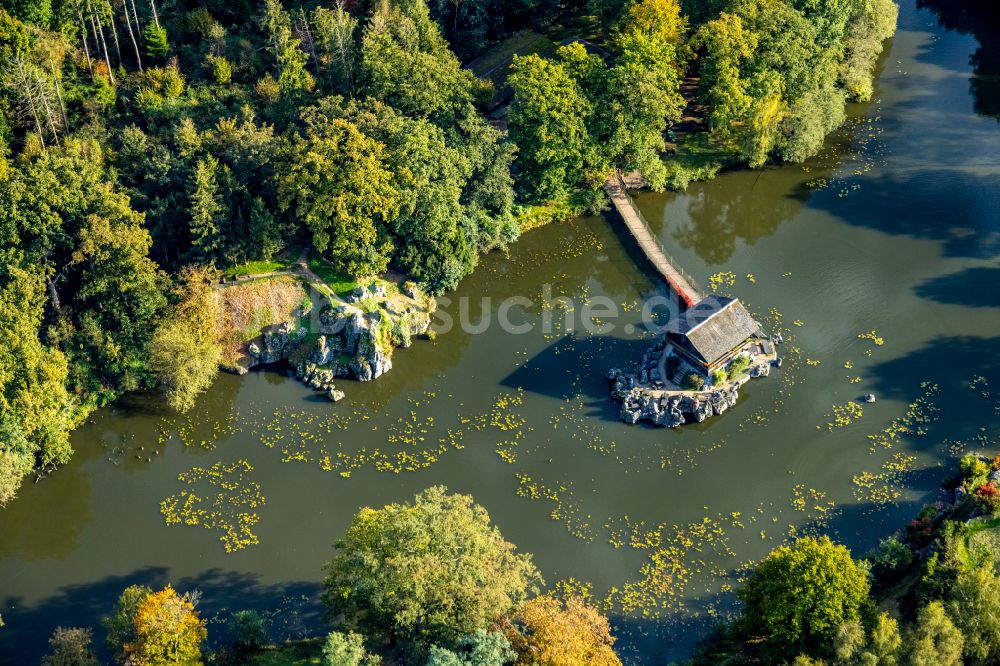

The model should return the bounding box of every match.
[125,584,207,665]
[507,595,621,666]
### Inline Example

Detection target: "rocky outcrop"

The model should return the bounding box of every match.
[296,287,432,386]
[245,323,308,368]
[611,369,740,428]
[350,311,393,382]
[233,279,434,401]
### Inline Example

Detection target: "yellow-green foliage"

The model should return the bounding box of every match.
[322,486,541,650]
[150,267,222,412]
[738,536,870,659]
[125,585,207,666]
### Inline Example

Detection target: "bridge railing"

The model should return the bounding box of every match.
[611,173,705,299]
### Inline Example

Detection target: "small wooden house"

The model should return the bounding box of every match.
[665,296,767,377]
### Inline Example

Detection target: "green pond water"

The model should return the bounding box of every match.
[2,0,999,662]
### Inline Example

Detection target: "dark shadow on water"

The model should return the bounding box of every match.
[812,169,1000,259]
[0,568,323,665]
[865,336,1000,465]
[500,334,654,410]
[868,335,1000,402]
[915,265,1000,307]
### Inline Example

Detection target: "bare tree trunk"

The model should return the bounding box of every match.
[122,0,143,71]
[47,276,62,313]
[105,0,123,65]
[299,9,319,75]
[79,11,94,76]
[90,2,116,85]
[149,0,160,28]
[54,77,69,129]
[35,71,61,144]
[8,56,46,148]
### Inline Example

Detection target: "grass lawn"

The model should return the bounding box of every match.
[308,253,361,297]
[214,276,308,368]
[222,260,288,278]
[247,639,323,665]
[963,515,1000,563]
[467,32,553,76]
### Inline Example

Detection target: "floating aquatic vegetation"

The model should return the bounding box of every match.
[858,330,885,346]
[607,515,736,618]
[160,410,240,450]
[866,382,940,453]
[160,460,265,552]
[824,401,864,430]
[551,395,619,459]
[970,375,994,406]
[790,484,836,520]
[606,517,666,550]
[708,272,736,292]
[516,473,594,542]
[250,388,535,476]
[659,439,727,476]
[852,453,917,506]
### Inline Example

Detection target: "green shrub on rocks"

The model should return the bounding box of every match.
[728,355,751,378]
[682,373,705,391]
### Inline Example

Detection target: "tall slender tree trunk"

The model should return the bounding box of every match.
[79,11,94,76]
[149,0,160,28]
[89,2,116,85]
[122,0,143,71]
[54,76,69,129]
[35,72,61,144]
[47,276,62,313]
[12,57,45,148]
[105,0,123,65]
[299,9,319,75]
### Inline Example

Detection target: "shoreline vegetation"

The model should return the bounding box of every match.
[0,0,900,508]
[31,454,1000,665]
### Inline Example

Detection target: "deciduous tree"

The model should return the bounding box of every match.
[738,536,870,659]
[277,116,397,276]
[508,53,591,201]
[506,595,620,666]
[124,584,207,666]
[323,486,541,652]
[906,601,964,666]
[41,626,99,666]
[149,266,221,412]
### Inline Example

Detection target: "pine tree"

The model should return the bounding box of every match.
[188,154,225,263]
[142,20,167,62]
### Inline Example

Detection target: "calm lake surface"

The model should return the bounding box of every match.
[2,0,999,662]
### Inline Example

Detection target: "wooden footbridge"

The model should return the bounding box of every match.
[604,173,704,308]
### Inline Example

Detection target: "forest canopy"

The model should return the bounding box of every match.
[0,0,897,505]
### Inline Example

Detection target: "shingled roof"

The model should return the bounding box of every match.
[666,296,762,366]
